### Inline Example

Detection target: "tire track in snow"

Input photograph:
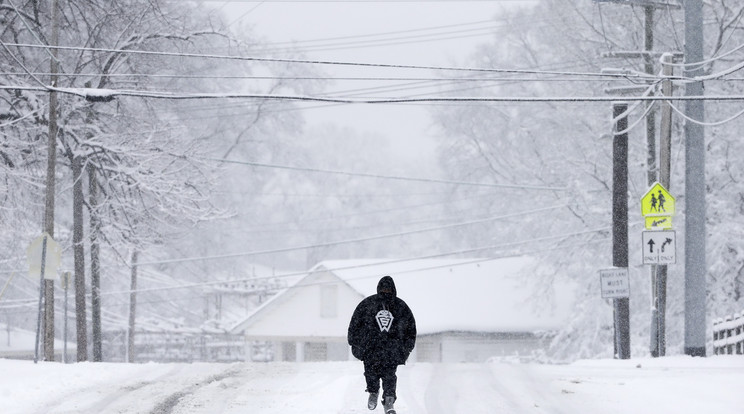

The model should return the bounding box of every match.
[32,364,188,414]
[148,366,243,414]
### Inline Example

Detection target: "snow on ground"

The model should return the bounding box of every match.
[1,356,741,414]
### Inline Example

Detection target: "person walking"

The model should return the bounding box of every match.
[348,276,417,414]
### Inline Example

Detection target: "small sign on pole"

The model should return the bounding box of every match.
[644,215,672,230]
[26,232,61,280]
[642,230,677,264]
[600,268,630,299]
[28,233,61,363]
[641,182,676,231]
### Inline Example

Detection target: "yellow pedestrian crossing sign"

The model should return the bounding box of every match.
[641,182,675,217]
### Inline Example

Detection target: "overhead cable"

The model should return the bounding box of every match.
[99,221,607,297]
[667,100,744,127]
[129,204,569,267]
[200,156,566,191]
[3,42,657,79]
[5,84,744,103]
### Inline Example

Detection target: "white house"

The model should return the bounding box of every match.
[230,257,574,363]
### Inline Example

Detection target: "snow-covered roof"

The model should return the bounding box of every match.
[232,257,574,336]
[319,257,574,334]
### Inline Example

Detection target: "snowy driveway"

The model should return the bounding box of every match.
[2,357,742,414]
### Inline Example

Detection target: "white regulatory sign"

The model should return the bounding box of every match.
[599,268,630,299]
[642,230,676,265]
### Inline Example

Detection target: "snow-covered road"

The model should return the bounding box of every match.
[3,357,742,414]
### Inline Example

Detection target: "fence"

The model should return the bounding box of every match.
[102,330,247,363]
[713,311,744,355]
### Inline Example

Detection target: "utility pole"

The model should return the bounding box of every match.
[42,0,60,362]
[613,102,631,360]
[72,155,87,362]
[597,0,682,359]
[643,6,656,187]
[642,5,663,358]
[652,53,674,357]
[683,0,706,357]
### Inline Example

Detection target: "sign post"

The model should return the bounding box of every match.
[32,236,47,364]
[62,271,70,364]
[640,182,676,358]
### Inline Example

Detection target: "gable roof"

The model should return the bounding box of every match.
[231,257,574,336]
[314,257,574,334]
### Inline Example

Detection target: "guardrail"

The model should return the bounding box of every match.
[713,311,744,355]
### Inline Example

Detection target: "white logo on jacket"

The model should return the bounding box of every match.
[376,310,394,332]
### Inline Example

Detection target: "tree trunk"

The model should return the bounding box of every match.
[127,249,138,363]
[42,0,60,363]
[89,164,102,362]
[72,155,87,362]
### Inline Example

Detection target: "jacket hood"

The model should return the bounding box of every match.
[376,276,397,298]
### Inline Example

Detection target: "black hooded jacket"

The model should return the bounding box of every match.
[347,276,417,365]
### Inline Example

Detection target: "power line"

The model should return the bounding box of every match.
[0,71,651,83]
[6,84,744,103]
[199,0,543,3]
[256,26,502,55]
[131,204,568,267]
[0,221,611,301]
[97,222,608,297]
[668,99,744,127]
[3,42,657,79]
[1,238,598,312]
[200,156,567,191]
[255,18,500,46]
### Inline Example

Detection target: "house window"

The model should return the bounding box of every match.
[320,284,338,318]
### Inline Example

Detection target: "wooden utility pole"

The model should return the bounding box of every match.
[651,54,674,357]
[641,5,663,358]
[613,102,631,360]
[643,6,656,187]
[42,0,60,362]
[72,155,87,362]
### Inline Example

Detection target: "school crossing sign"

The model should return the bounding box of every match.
[641,182,675,230]
[640,182,677,265]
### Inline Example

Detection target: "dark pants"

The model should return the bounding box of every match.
[363,360,398,400]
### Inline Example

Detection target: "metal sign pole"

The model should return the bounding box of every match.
[63,272,69,364]
[33,236,48,364]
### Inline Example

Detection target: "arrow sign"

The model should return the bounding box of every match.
[645,215,672,230]
[642,230,676,265]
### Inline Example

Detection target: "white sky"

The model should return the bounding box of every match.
[208,1,535,164]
